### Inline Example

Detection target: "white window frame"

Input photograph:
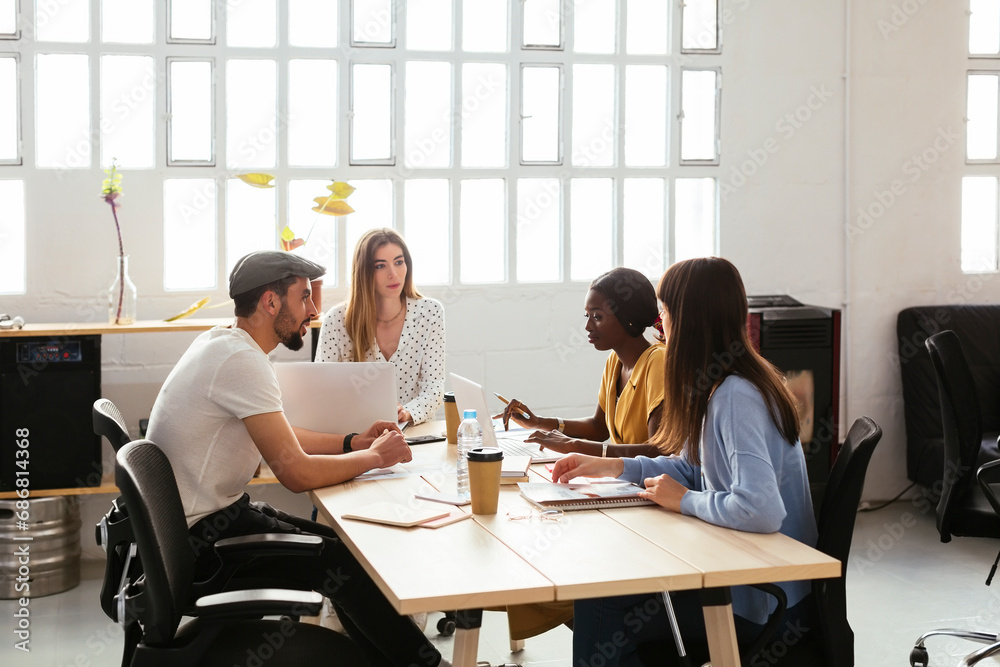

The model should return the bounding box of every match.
[1,0,722,294]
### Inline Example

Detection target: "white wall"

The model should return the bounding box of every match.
[3,1,988,557]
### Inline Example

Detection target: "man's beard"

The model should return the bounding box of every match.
[275,306,305,351]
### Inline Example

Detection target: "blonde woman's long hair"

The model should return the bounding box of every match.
[344,228,423,362]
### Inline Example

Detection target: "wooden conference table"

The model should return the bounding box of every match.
[309,421,840,667]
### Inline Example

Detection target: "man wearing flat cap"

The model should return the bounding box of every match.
[146,250,445,667]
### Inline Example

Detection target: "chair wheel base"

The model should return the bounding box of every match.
[437,617,456,636]
[910,645,929,667]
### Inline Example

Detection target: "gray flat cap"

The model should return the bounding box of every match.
[228,250,326,298]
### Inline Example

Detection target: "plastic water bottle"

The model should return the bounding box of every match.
[456,409,482,498]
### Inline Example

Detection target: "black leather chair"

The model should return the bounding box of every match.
[639,415,882,667]
[910,331,1000,667]
[113,439,364,666]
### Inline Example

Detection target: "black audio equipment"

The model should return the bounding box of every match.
[0,335,102,491]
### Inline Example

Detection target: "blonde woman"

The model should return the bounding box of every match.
[317,228,445,425]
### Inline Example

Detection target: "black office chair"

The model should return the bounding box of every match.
[113,439,364,666]
[910,330,1000,667]
[93,399,138,628]
[93,398,132,451]
[639,415,882,667]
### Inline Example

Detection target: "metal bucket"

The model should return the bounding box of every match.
[0,496,81,598]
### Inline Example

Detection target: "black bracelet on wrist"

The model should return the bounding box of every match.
[343,432,358,453]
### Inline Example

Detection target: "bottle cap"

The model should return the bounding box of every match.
[463,409,477,419]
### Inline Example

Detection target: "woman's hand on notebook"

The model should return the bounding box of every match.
[638,474,688,512]
[551,453,624,484]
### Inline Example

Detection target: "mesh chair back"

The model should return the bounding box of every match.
[812,415,881,667]
[115,440,196,646]
[93,398,132,451]
[926,331,984,542]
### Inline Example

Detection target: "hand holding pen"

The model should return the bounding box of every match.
[493,393,535,431]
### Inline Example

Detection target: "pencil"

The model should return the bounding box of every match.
[494,393,530,419]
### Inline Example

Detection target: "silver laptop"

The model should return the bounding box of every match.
[449,372,562,463]
[276,362,397,434]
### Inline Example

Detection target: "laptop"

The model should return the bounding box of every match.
[449,372,562,463]
[275,362,397,434]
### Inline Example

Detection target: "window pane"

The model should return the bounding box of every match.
[521,66,560,163]
[353,0,394,45]
[36,54,90,169]
[163,179,217,290]
[968,73,999,161]
[102,0,154,44]
[404,179,450,284]
[516,178,560,282]
[344,180,394,261]
[100,55,156,169]
[461,63,507,167]
[36,0,88,42]
[462,0,506,52]
[682,0,718,51]
[0,180,25,294]
[0,0,15,35]
[970,0,1000,55]
[572,64,615,167]
[405,61,452,168]
[460,179,505,283]
[289,59,337,167]
[570,178,613,281]
[289,179,338,275]
[0,57,17,162]
[407,0,452,51]
[674,178,716,261]
[227,178,277,275]
[962,176,999,272]
[626,0,667,55]
[227,0,276,47]
[523,0,561,48]
[625,65,667,166]
[227,59,277,169]
[351,63,394,163]
[624,178,666,280]
[289,0,338,47]
[573,0,615,54]
[170,0,213,41]
[168,60,214,163]
[681,69,718,162]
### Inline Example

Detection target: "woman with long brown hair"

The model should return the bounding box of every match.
[552,257,817,666]
[317,228,444,425]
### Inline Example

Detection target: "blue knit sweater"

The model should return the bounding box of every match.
[620,374,818,624]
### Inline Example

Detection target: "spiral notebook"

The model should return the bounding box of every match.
[518,482,655,511]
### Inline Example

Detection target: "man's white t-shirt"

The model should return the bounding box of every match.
[147,326,282,526]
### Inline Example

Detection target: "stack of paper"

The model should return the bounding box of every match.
[501,455,532,484]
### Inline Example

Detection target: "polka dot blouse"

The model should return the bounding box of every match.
[317,297,446,425]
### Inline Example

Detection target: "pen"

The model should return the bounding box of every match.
[494,393,530,420]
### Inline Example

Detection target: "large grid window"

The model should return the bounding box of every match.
[0,0,721,295]
[963,0,1000,272]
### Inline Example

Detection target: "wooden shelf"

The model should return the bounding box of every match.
[0,474,280,500]
[0,318,322,338]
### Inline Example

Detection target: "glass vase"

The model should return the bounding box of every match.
[108,254,137,325]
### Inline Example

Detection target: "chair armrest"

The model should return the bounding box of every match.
[214,533,324,561]
[191,588,324,620]
[978,459,1000,517]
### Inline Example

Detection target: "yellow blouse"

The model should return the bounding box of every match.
[597,344,666,444]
